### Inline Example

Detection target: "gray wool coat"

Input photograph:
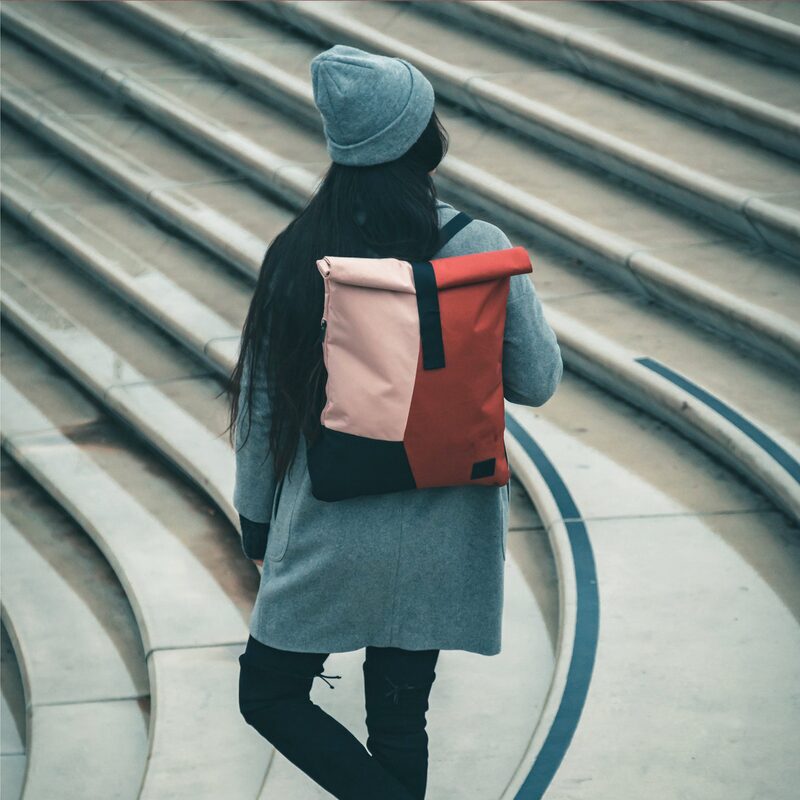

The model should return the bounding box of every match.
[233,199,563,656]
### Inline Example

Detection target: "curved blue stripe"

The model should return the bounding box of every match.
[636,356,800,483]
[505,411,599,799]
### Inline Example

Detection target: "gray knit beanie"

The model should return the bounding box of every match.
[310,44,436,166]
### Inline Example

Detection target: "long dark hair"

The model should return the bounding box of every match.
[224,108,450,485]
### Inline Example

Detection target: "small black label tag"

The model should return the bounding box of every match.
[470,458,496,479]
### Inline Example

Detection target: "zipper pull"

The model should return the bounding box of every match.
[315,319,327,347]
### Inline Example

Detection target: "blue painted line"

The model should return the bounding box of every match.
[636,356,800,484]
[505,411,599,799]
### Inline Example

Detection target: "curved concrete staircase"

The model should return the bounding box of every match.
[1,2,798,799]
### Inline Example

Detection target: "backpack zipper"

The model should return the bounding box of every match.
[317,274,333,425]
[315,318,327,347]
[316,257,332,351]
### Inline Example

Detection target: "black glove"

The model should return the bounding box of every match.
[239,513,269,561]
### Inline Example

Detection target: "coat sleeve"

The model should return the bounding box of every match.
[239,514,269,562]
[495,229,564,406]
[233,344,277,559]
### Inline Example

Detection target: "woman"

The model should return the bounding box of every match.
[226,44,563,800]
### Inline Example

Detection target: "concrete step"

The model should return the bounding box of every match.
[0,448,149,800]
[503,371,800,798]
[243,0,800,248]
[88,0,800,256]
[1,6,798,795]
[4,134,792,797]
[0,142,250,374]
[0,323,241,653]
[0,211,239,518]
[736,0,800,25]
[0,623,27,800]
[0,217,561,799]
[3,6,798,373]
[410,0,800,155]
[3,99,799,800]
[0,335,271,798]
[621,0,800,69]
[2,33,797,520]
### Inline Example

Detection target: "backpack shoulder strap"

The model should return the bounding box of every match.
[362,210,473,259]
[436,210,473,252]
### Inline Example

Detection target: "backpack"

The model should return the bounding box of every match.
[306,211,533,502]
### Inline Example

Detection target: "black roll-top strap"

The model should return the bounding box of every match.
[410,210,473,371]
[355,209,473,371]
[410,259,446,370]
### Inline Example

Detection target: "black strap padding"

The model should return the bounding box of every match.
[410,260,446,370]
[362,210,473,258]
[436,210,473,251]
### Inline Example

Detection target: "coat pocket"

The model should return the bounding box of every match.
[266,474,294,562]
[270,476,284,522]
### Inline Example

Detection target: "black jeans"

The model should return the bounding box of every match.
[238,634,440,800]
